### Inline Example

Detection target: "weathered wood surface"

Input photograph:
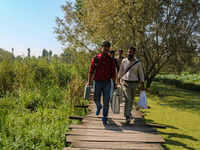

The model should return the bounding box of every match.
[67,134,165,143]
[65,93,165,150]
[64,141,164,150]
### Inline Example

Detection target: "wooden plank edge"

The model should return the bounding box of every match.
[66,139,165,143]
[74,104,89,108]
[145,123,166,129]
[69,116,84,120]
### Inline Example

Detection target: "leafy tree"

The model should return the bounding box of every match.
[15,55,23,61]
[53,54,58,59]
[55,0,200,88]
[60,47,74,63]
[0,48,14,61]
[31,56,37,59]
[42,48,49,58]
[49,50,52,57]
[27,48,30,58]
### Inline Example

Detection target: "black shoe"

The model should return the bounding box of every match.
[102,117,108,125]
[102,120,108,125]
[126,116,131,124]
[130,113,133,119]
[95,106,102,116]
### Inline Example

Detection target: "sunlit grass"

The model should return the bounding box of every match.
[138,82,200,150]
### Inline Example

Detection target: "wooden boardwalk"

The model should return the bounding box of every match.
[64,94,165,150]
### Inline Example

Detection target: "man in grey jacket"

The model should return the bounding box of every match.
[117,47,145,124]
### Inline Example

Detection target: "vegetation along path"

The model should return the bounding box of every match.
[64,93,165,150]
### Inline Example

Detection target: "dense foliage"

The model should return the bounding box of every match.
[0,55,89,149]
[0,48,14,61]
[55,0,200,88]
[156,74,200,84]
[154,74,200,91]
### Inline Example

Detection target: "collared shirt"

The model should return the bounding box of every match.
[118,58,145,82]
[89,53,116,81]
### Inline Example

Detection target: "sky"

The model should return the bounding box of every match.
[0,0,74,57]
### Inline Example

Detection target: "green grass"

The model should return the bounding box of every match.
[156,74,200,84]
[138,81,200,150]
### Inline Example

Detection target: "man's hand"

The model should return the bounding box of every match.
[141,82,145,91]
[87,73,93,86]
[114,83,117,90]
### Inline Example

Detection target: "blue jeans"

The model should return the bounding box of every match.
[110,79,114,99]
[93,80,111,120]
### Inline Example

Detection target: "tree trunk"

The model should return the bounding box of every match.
[146,78,153,89]
[145,74,157,89]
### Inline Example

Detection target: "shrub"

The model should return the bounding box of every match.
[0,60,15,95]
[154,77,200,92]
[0,55,88,149]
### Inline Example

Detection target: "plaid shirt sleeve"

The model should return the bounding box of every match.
[89,57,95,74]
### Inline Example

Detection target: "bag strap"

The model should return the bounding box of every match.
[94,55,98,68]
[123,60,140,77]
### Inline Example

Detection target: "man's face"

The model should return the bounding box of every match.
[110,53,115,57]
[128,49,135,56]
[119,51,123,57]
[101,47,110,55]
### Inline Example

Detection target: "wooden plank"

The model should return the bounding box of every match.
[81,121,145,127]
[68,115,140,122]
[66,128,157,134]
[69,116,84,120]
[70,141,164,150]
[86,114,143,119]
[65,148,162,150]
[82,115,142,120]
[74,105,89,108]
[66,134,165,143]
[66,130,161,137]
[64,148,119,150]
[81,118,145,125]
[81,117,143,122]
[69,125,157,132]
[146,123,166,129]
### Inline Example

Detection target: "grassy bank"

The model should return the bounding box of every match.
[139,81,200,150]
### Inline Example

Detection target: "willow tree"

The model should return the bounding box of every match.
[55,0,200,88]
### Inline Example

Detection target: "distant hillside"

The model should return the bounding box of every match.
[0,48,14,61]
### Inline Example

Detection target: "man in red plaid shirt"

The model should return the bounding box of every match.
[87,41,117,125]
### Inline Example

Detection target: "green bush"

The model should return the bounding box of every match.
[0,60,15,95]
[0,56,88,149]
[0,58,72,96]
[0,84,71,149]
[154,77,200,92]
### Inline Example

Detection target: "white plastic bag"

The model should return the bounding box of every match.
[137,91,148,109]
